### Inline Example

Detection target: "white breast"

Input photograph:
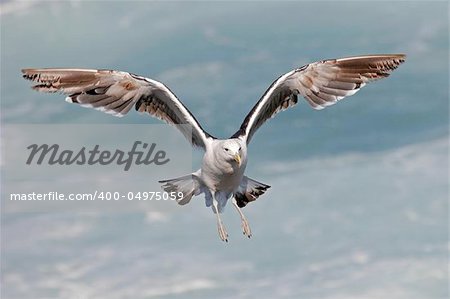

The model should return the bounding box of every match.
[200,141,247,193]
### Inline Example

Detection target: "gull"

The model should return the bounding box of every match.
[22,54,406,241]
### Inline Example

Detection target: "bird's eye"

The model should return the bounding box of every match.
[238,147,241,151]
[224,148,229,151]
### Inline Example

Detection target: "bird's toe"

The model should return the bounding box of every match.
[217,224,229,242]
[241,220,252,238]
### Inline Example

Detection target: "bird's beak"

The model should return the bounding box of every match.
[233,153,241,166]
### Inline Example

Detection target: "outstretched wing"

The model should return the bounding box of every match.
[22,68,215,148]
[232,54,406,144]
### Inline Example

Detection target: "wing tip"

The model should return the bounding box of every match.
[394,53,406,58]
[21,68,37,81]
[21,68,35,74]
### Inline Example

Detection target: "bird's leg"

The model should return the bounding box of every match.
[213,199,228,242]
[232,198,252,238]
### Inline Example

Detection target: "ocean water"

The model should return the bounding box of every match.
[1,1,448,298]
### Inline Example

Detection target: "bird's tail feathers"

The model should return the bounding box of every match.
[159,173,201,205]
[234,176,270,208]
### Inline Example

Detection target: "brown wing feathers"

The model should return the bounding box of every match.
[22,55,405,147]
[22,68,213,148]
[233,54,406,143]
[22,69,101,93]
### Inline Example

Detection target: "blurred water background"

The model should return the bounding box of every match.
[1,1,448,298]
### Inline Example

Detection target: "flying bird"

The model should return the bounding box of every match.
[22,54,406,241]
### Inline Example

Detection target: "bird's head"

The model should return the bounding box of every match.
[220,139,244,167]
